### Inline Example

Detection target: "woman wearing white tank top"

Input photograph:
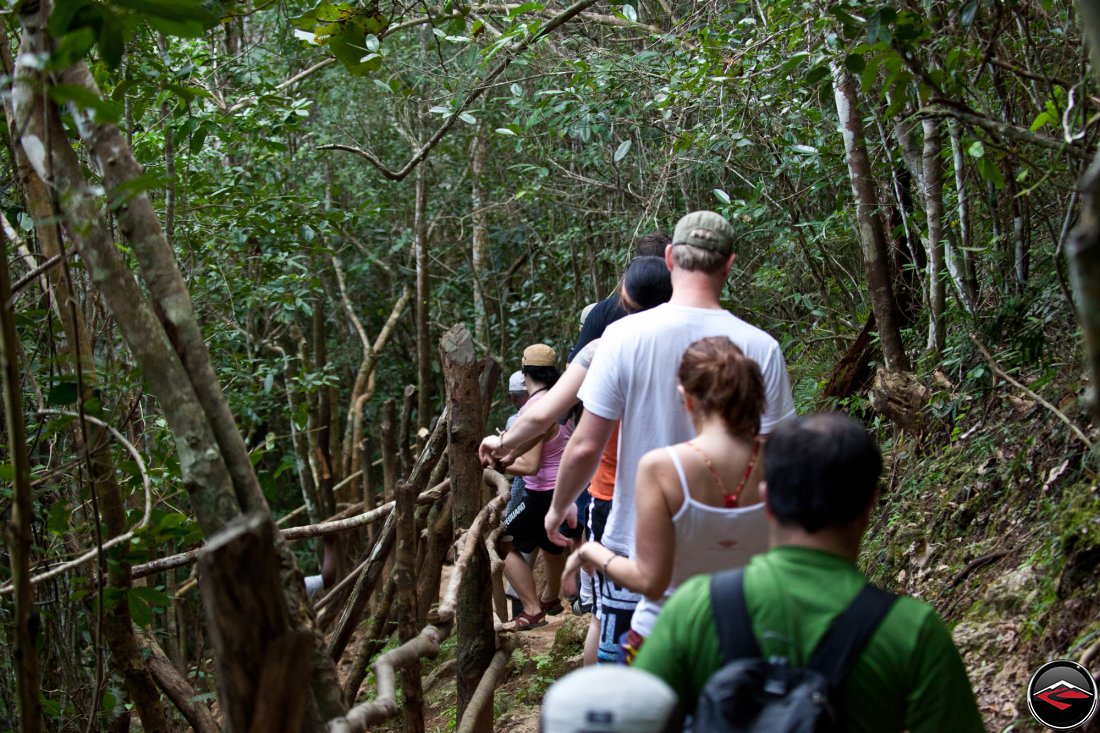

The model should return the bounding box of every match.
[564,336,770,662]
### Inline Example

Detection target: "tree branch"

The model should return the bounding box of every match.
[910,103,1088,160]
[318,0,601,181]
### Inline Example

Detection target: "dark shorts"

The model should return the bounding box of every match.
[503,488,564,555]
[587,496,612,542]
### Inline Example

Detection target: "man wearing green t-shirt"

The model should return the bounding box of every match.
[634,413,985,732]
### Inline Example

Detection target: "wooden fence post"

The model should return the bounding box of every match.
[440,324,496,731]
[394,478,424,733]
[198,514,313,733]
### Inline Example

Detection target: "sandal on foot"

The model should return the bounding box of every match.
[540,597,564,616]
[511,611,547,630]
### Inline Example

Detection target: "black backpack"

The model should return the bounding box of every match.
[694,568,896,733]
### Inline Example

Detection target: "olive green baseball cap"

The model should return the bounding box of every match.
[672,210,736,255]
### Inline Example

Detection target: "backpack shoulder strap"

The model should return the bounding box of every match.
[808,583,897,688]
[709,569,763,663]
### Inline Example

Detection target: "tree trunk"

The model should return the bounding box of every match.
[440,324,495,731]
[198,515,313,733]
[831,63,910,372]
[0,217,42,733]
[12,9,345,723]
[415,162,432,432]
[314,306,337,516]
[470,131,490,347]
[922,119,946,355]
[947,120,979,311]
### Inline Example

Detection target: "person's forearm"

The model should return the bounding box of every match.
[580,542,664,599]
[551,439,601,512]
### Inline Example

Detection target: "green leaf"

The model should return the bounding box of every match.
[127,590,153,627]
[46,381,79,406]
[804,65,829,85]
[621,4,638,23]
[458,111,477,124]
[713,188,731,204]
[977,157,1005,189]
[48,0,93,36]
[108,173,164,209]
[1029,111,1053,132]
[48,501,72,536]
[130,586,172,608]
[96,7,126,67]
[145,16,208,38]
[107,0,219,26]
[844,53,865,73]
[495,127,517,136]
[49,27,97,69]
[50,83,122,123]
[967,140,985,158]
[507,2,543,20]
[613,139,632,162]
[960,0,979,27]
[790,144,818,155]
[189,125,209,155]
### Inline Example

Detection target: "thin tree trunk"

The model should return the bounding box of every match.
[470,131,489,347]
[12,10,344,723]
[0,217,42,733]
[415,162,432,432]
[922,119,946,355]
[947,120,979,310]
[314,305,336,516]
[440,324,495,731]
[831,63,910,372]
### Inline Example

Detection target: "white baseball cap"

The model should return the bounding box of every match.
[508,371,526,393]
[540,666,678,733]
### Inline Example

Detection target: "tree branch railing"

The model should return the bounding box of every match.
[326,469,512,733]
[124,479,450,581]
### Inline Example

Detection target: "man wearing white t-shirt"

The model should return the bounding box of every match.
[545,210,796,661]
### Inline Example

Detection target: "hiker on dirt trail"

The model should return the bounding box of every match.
[634,414,986,732]
[567,232,671,363]
[500,344,574,630]
[545,210,796,664]
[502,370,533,617]
[564,336,770,664]
[479,256,673,655]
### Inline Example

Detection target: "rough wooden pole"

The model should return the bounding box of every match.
[399,384,417,476]
[382,399,398,503]
[394,479,424,733]
[360,436,376,545]
[440,324,496,731]
[198,514,312,733]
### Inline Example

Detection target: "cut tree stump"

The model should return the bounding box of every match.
[198,513,313,733]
